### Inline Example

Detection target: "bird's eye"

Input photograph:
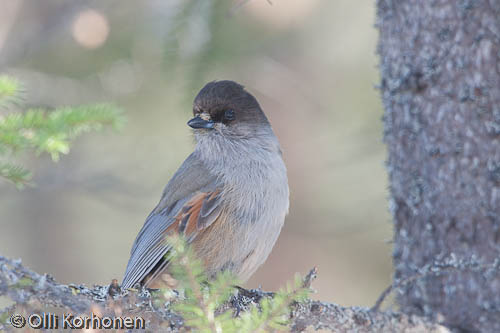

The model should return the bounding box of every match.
[224,109,235,121]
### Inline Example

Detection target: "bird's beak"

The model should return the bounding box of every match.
[187,116,215,129]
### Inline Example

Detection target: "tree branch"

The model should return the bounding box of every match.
[0,256,447,332]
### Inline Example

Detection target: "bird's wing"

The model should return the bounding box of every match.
[121,153,224,289]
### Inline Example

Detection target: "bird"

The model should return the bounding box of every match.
[121,80,289,290]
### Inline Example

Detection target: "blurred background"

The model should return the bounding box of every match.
[0,0,391,307]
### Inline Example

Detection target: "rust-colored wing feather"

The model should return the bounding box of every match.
[121,189,223,289]
[140,191,223,287]
[121,153,223,290]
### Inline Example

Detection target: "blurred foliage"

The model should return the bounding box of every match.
[0,75,123,188]
[0,76,21,106]
[164,235,310,332]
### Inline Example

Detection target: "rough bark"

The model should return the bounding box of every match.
[0,256,446,332]
[376,0,500,332]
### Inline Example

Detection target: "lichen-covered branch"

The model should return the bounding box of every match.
[0,256,447,332]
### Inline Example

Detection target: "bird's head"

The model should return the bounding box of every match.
[189,80,271,140]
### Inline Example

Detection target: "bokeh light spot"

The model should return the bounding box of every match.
[72,9,109,49]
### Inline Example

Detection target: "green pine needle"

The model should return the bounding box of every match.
[0,76,124,188]
[165,235,311,332]
[0,162,32,189]
[0,76,21,106]
[0,105,123,154]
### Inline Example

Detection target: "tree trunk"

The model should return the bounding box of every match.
[376,0,500,332]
